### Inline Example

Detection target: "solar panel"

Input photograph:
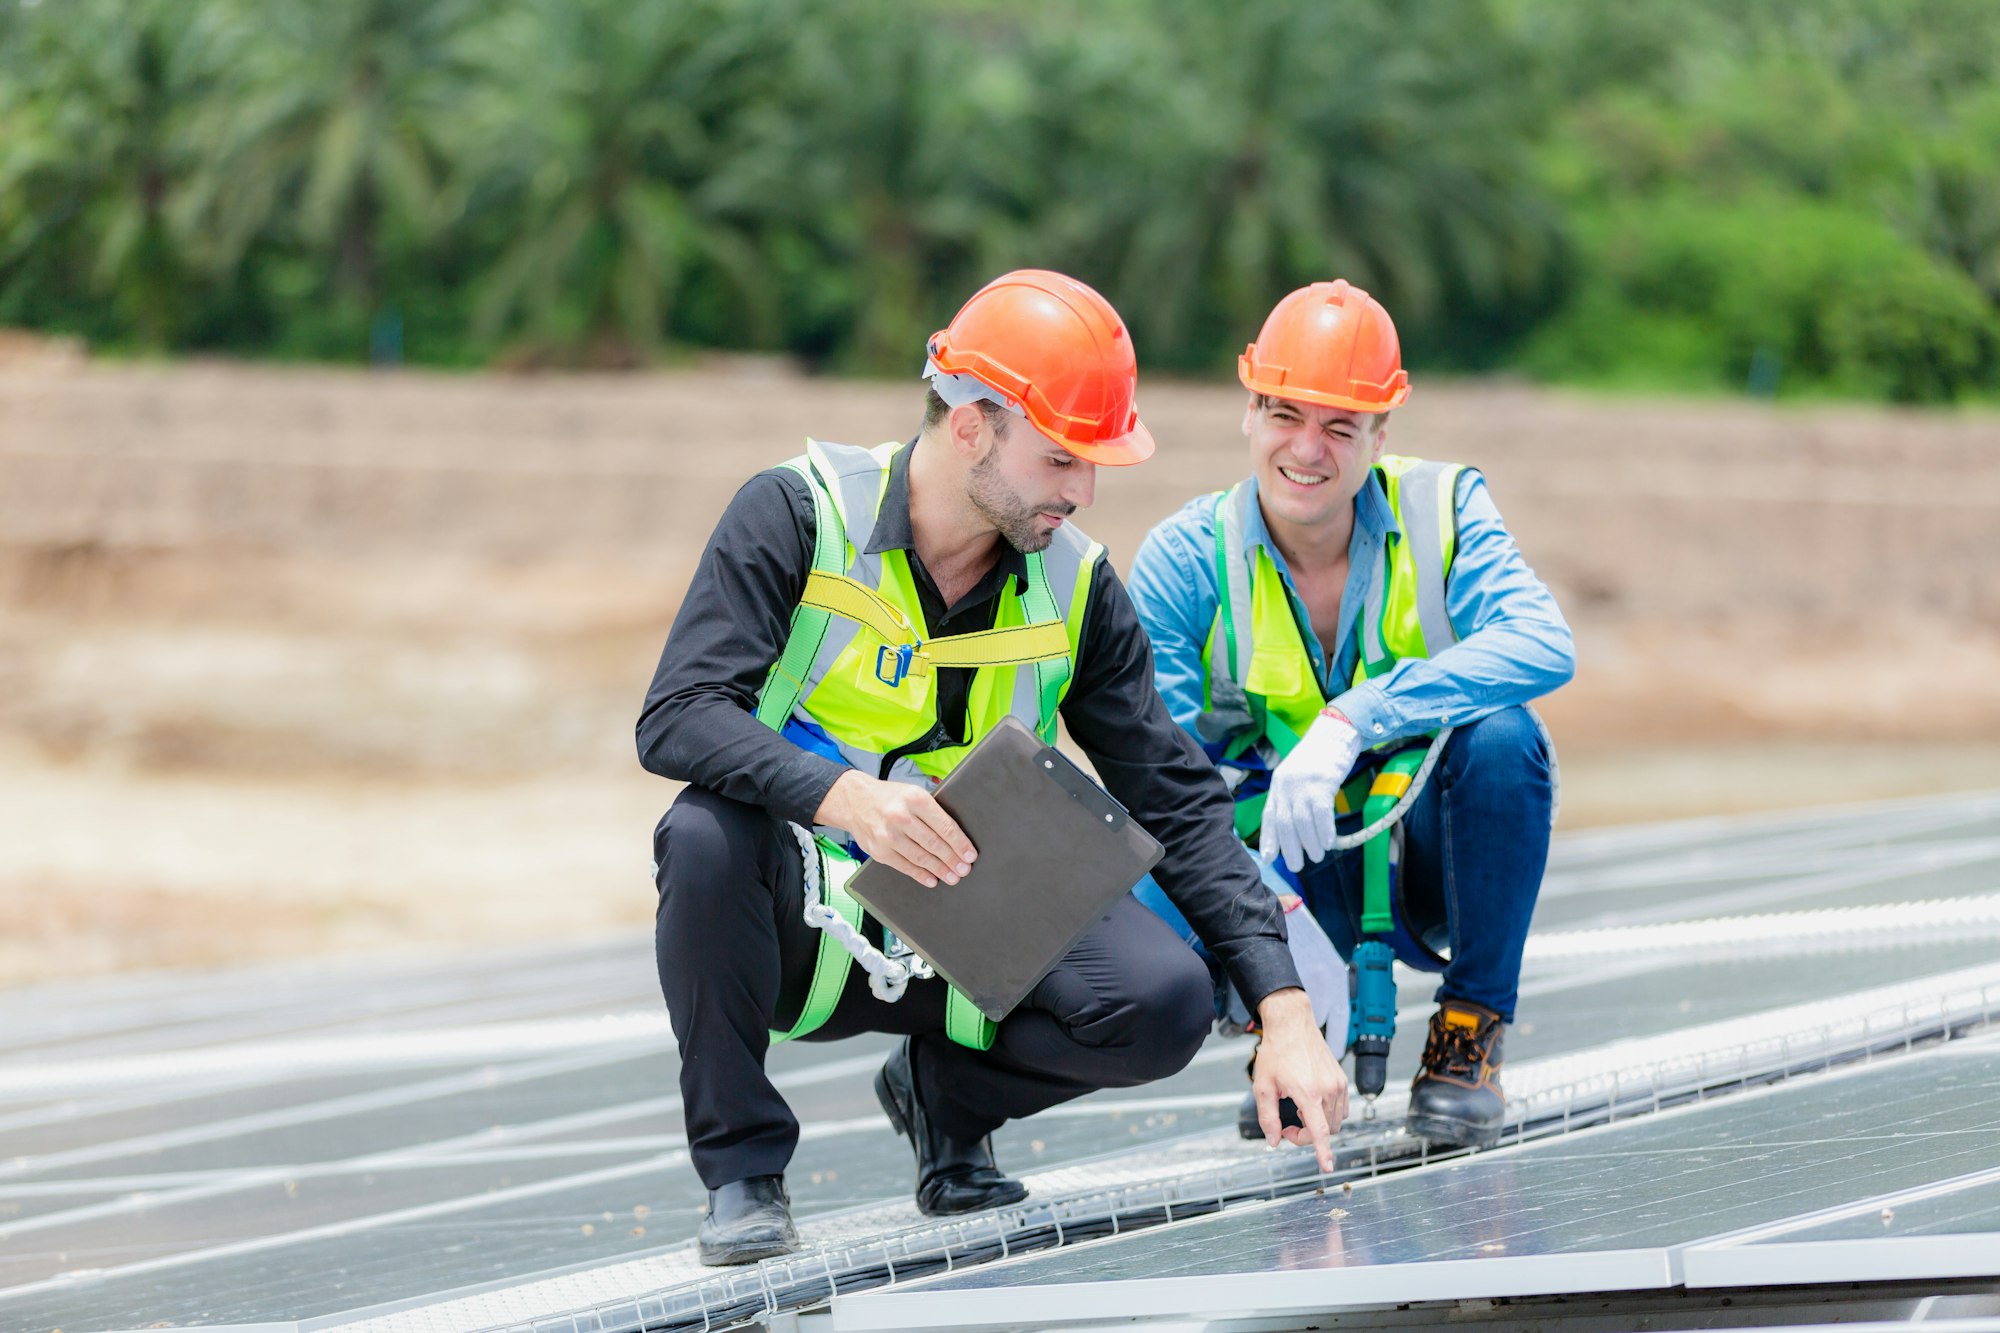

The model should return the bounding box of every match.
[840,1036,2000,1331]
[3,792,1998,1333]
[1533,806,2000,931]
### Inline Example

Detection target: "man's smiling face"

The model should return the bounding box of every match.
[1242,393,1387,531]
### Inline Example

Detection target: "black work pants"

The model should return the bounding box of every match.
[653,785,1214,1190]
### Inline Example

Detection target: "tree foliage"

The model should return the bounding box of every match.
[0,0,222,346]
[1,0,1995,400]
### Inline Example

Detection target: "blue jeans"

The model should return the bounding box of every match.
[1136,705,1552,1022]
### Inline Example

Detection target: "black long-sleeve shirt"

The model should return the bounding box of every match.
[636,442,1301,1010]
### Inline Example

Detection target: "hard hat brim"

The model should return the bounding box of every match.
[1239,347,1411,414]
[1054,415,1156,467]
[1232,376,1408,412]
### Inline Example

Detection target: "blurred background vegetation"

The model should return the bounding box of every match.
[2,0,1996,400]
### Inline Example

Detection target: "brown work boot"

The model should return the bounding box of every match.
[1407,999,1506,1149]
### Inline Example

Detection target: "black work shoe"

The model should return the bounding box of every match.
[1407,999,1507,1149]
[697,1174,799,1266]
[875,1037,1029,1216]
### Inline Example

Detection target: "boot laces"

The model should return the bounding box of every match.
[1423,1017,1492,1079]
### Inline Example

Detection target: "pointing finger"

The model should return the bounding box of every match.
[1297,1091,1334,1174]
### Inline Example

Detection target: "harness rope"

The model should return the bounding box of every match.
[790,821,932,1004]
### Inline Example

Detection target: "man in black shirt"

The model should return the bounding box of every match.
[639,270,1348,1266]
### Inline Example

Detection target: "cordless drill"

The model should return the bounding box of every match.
[1344,747,1429,1115]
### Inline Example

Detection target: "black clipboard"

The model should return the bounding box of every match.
[846,716,1164,1023]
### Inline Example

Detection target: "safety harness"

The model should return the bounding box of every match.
[1200,457,1466,838]
[1199,456,1558,967]
[754,441,1094,1049]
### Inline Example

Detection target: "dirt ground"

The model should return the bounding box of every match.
[3,355,1998,986]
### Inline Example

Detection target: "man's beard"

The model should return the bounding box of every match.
[968,450,1070,553]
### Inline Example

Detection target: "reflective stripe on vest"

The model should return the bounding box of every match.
[1199,455,1468,791]
[755,439,1103,1049]
[1357,454,1463,680]
[769,440,1094,786]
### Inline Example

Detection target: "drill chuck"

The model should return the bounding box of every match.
[1352,1044,1391,1100]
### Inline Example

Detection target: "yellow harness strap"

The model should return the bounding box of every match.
[800,570,1070,677]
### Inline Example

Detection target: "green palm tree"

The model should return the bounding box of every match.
[185,0,480,311]
[0,0,218,347]
[767,5,1010,372]
[1054,0,1563,369]
[458,0,791,362]
[773,0,1162,373]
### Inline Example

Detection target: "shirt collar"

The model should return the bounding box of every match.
[1239,469,1401,566]
[865,440,1029,584]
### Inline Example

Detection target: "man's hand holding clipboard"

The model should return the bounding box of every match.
[815,770,978,889]
[841,719,1163,1025]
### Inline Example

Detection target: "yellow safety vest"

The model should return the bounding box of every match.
[754,439,1103,1047]
[1197,454,1469,838]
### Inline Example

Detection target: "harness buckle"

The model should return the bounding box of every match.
[874,642,920,687]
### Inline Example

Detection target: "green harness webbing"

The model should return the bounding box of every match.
[771,836,995,1049]
[771,837,864,1043]
[795,569,1070,679]
[757,456,998,1051]
[1356,751,1426,936]
[753,458,846,731]
[1018,548,1073,743]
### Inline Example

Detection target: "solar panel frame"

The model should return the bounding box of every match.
[1685,1165,2000,1289]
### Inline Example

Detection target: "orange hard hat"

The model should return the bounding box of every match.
[926,269,1155,466]
[1238,280,1410,413]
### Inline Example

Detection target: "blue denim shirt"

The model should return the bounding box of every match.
[1127,469,1575,762]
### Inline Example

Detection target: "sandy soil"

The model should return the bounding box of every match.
[3,355,1997,986]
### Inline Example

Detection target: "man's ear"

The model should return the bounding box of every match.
[948,402,996,464]
[1241,394,1259,439]
[1368,414,1389,464]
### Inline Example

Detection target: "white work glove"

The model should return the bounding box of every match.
[1260,708,1363,873]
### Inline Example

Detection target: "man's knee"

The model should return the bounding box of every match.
[1037,937,1211,1089]
[1443,706,1551,787]
[1120,947,1214,1082]
[654,787,786,922]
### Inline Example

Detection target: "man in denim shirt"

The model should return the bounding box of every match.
[1128,280,1575,1147]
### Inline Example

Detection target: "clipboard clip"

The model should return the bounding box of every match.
[1036,745,1130,831]
[875,642,920,687]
